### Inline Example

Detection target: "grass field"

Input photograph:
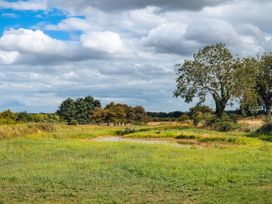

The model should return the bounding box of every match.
[1,123,272,203]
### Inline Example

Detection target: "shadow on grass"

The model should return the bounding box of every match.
[247,132,272,142]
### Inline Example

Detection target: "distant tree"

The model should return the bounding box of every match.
[0,109,17,124]
[255,53,272,118]
[57,96,101,125]
[91,108,107,125]
[74,96,101,124]
[174,43,239,117]
[57,98,76,124]
[16,111,32,122]
[236,57,259,116]
[104,102,128,125]
[132,106,146,123]
[91,103,146,126]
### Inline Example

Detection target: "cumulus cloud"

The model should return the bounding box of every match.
[142,22,199,56]
[80,31,130,56]
[0,0,47,11]
[0,28,131,65]
[1,0,272,112]
[48,0,232,13]
[45,17,91,31]
[0,29,66,55]
[0,50,20,64]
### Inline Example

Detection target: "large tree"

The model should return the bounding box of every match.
[57,98,76,124]
[57,96,101,124]
[255,53,272,118]
[235,57,259,116]
[174,43,239,117]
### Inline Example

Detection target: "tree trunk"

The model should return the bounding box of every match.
[215,100,227,118]
[265,104,271,119]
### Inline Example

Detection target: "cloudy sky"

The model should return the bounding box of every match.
[0,0,271,112]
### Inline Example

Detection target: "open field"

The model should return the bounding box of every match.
[1,123,272,203]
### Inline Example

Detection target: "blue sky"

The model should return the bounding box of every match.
[0,0,271,113]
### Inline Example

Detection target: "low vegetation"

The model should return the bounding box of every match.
[0,123,272,203]
[0,123,56,140]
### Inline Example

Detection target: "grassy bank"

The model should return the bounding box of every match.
[0,123,55,140]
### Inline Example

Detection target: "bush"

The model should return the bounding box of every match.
[116,127,136,135]
[256,118,272,134]
[69,120,78,126]
[206,114,240,132]
[179,115,190,122]
[229,113,240,123]
[190,105,213,126]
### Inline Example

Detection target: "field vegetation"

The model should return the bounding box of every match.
[1,122,272,203]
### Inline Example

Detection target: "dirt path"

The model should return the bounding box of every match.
[84,136,223,148]
[88,136,187,147]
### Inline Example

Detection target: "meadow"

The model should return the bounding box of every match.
[1,122,272,203]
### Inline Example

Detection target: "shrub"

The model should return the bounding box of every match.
[116,127,136,135]
[206,114,240,132]
[212,119,240,132]
[190,105,213,126]
[256,118,272,134]
[69,120,78,126]
[179,115,190,122]
[229,113,240,123]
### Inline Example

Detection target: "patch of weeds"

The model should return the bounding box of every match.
[198,136,237,143]
[116,127,136,135]
[176,134,197,139]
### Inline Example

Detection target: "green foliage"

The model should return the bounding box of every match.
[91,102,146,126]
[190,105,213,126]
[116,127,136,135]
[178,114,190,122]
[175,43,239,117]
[0,110,60,124]
[0,110,17,124]
[206,114,240,132]
[70,119,78,126]
[57,96,101,125]
[237,57,259,116]
[256,119,272,134]
[255,53,272,117]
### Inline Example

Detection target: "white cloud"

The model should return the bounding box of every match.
[45,17,91,31]
[0,29,66,55]
[1,0,272,112]
[0,0,47,11]
[80,31,131,56]
[0,28,132,64]
[0,50,20,64]
[142,22,199,55]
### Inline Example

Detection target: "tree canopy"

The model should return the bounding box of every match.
[57,96,101,124]
[174,43,239,117]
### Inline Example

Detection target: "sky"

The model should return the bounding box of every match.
[0,0,271,113]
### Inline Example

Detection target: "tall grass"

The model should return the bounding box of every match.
[0,123,56,140]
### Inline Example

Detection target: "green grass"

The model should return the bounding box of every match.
[46,125,125,139]
[1,124,272,203]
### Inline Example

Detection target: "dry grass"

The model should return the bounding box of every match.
[238,118,264,131]
[0,123,56,140]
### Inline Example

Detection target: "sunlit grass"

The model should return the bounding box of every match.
[1,123,272,203]
[0,138,272,203]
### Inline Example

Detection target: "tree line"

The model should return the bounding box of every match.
[0,109,60,124]
[174,43,272,119]
[57,96,146,125]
